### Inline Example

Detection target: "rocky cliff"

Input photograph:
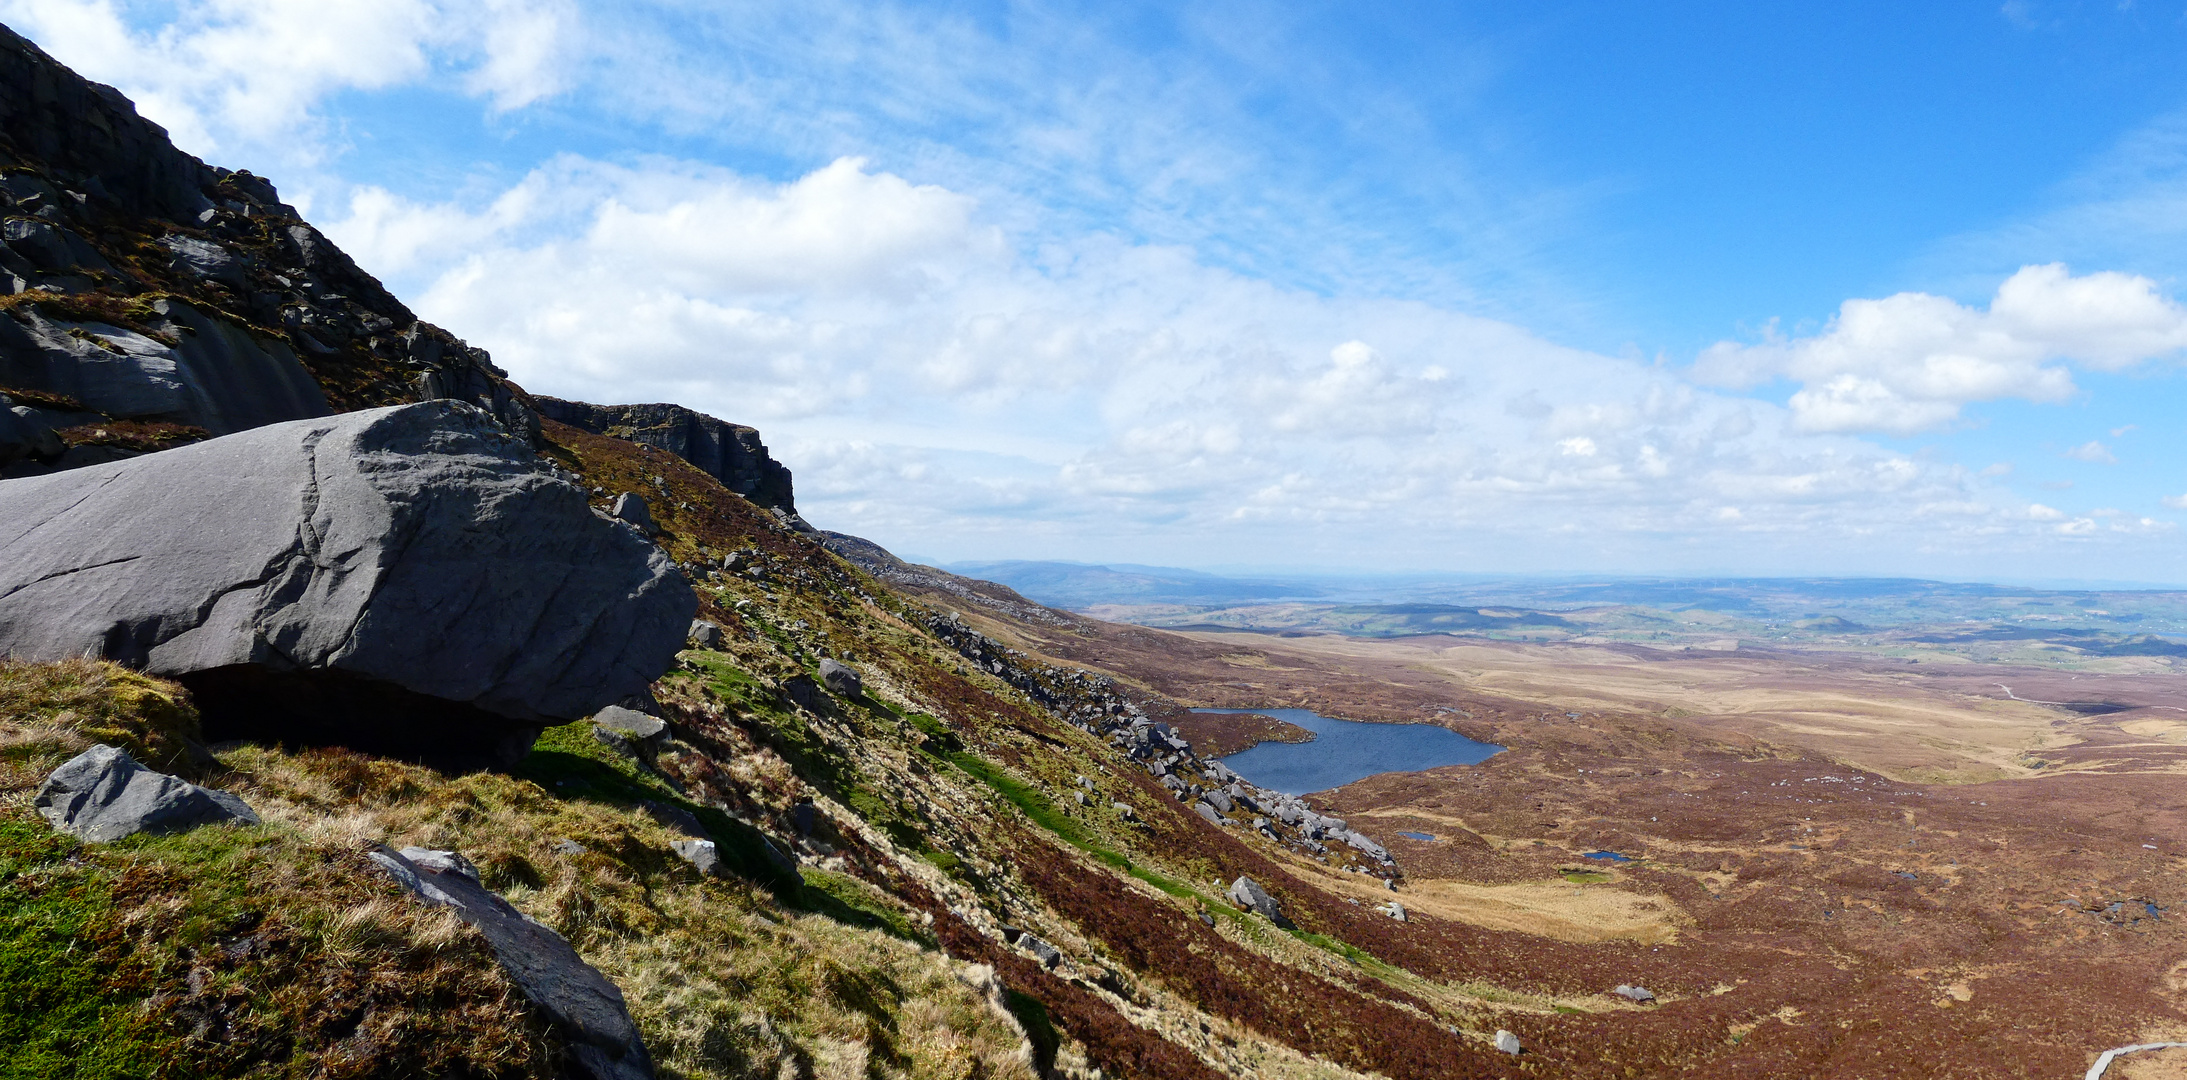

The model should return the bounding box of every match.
[537,397,798,515]
[0,22,536,478]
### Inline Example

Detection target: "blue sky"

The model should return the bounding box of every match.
[8,0,2187,582]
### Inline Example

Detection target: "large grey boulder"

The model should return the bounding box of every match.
[370,845,655,1080]
[0,401,696,765]
[35,744,258,842]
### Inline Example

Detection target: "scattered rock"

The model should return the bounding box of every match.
[1383,902,1407,922]
[1227,876,1294,928]
[611,492,657,532]
[783,676,822,710]
[819,658,862,697]
[1020,934,1062,969]
[1613,984,1656,1003]
[1112,802,1137,821]
[370,845,656,1080]
[34,744,259,843]
[670,838,723,876]
[688,620,725,649]
[0,402,697,767]
[1494,1029,1521,1055]
[592,706,668,764]
[1194,802,1221,826]
[642,801,708,839]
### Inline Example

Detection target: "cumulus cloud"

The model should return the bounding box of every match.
[306,153,2130,570]
[0,0,573,158]
[1694,264,2187,434]
[2063,440,2116,464]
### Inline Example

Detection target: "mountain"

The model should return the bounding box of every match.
[0,24,1515,1080]
[942,560,1316,610]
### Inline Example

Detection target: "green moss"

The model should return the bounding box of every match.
[0,817,174,1079]
[798,869,931,946]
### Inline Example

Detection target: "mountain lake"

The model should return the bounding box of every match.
[1194,707,1502,795]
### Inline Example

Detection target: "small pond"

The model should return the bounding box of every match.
[1582,850,1634,862]
[1196,707,1501,796]
[1397,831,1438,842]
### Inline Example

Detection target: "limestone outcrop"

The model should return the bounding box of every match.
[0,400,696,764]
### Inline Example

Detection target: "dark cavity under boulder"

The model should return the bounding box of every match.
[0,400,696,766]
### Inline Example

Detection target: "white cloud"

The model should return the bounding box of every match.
[2164,494,2187,510]
[2058,518,2098,535]
[2028,503,2065,520]
[0,0,573,159]
[1694,264,2187,434]
[2063,440,2116,463]
[319,154,2050,568]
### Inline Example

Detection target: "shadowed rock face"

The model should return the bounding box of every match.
[0,400,697,765]
[535,398,795,513]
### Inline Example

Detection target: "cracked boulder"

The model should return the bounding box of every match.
[36,743,258,842]
[0,400,696,766]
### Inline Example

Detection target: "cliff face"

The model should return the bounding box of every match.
[0,22,536,477]
[536,397,798,515]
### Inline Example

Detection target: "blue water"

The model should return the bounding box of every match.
[1196,708,1501,795]
[1582,851,1634,862]
[1397,831,1438,841]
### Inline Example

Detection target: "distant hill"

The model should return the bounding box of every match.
[943,560,1319,609]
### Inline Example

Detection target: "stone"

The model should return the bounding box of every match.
[688,620,725,649]
[819,658,862,697]
[1613,984,1656,1003]
[611,492,656,532]
[783,676,821,710]
[34,744,259,843]
[0,403,63,465]
[1020,934,1062,969]
[1194,802,1221,825]
[1227,876,1293,928]
[370,845,655,1080]
[594,706,667,741]
[1383,902,1407,922]
[670,838,722,876]
[0,401,696,766]
[1202,789,1234,814]
[1111,802,1136,821]
[1494,1029,1521,1055]
[641,800,707,838]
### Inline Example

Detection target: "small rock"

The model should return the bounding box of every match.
[1494,1029,1521,1055]
[1383,902,1407,922]
[671,838,722,876]
[642,801,708,838]
[1194,802,1221,825]
[1020,934,1062,969]
[551,838,585,855]
[1112,802,1137,821]
[398,847,481,882]
[1227,876,1293,928]
[688,620,725,649]
[34,744,259,843]
[819,658,862,697]
[593,705,667,740]
[611,492,656,532]
[370,845,656,1079]
[1613,984,1656,1003]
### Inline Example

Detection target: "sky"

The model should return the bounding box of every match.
[6,0,2187,583]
